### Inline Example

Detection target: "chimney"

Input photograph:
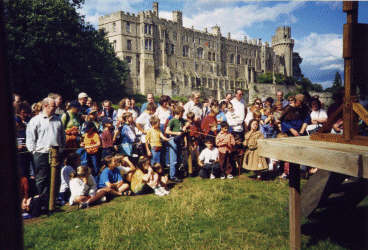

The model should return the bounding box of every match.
[153,2,159,17]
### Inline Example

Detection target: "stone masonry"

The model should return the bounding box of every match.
[98,2,295,99]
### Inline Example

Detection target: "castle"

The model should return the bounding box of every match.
[98,2,295,99]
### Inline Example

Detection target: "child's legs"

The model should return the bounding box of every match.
[73,195,90,204]
[218,153,226,175]
[87,154,99,176]
[117,183,130,193]
[224,153,232,175]
[87,188,109,204]
[199,167,209,178]
[168,139,178,178]
[151,147,161,165]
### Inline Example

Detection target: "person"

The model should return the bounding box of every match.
[276,90,289,109]
[26,97,65,208]
[216,101,228,132]
[138,156,169,196]
[245,99,262,127]
[306,98,328,135]
[230,89,246,138]
[58,153,80,205]
[220,92,233,106]
[183,91,203,121]
[97,155,131,196]
[242,119,268,179]
[13,93,22,107]
[185,112,201,175]
[216,122,235,179]
[145,116,170,165]
[117,98,138,121]
[99,100,117,123]
[77,92,89,117]
[100,119,116,159]
[136,102,157,148]
[115,112,136,157]
[280,94,310,137]
[165,106,189,182]
[130,98,140,116]
[201,106,218,137]
[260,108,278,139]
[61,100,82,129]
[48,93,64,117]
[81,122,101,177]
[114,154,136,183]
[80,112,101,135]
[198,138,220,179]
[31,102,43,116]
[86,97,93,108]
[152,163,169,192]
[140,93,156,114]
[69,165,109,209]
[155,95,172,132]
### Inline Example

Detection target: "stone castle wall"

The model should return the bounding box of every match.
[98,2,295,99]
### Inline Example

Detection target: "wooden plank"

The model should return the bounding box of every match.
[289,164,301,250]
[317,104,342,133]
[310,133,368,146]
[353,102,368,125]
[258,137,368,178]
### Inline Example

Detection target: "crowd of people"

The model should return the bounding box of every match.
[14,89,342,218]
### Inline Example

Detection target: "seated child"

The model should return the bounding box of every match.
[216,122,235,179]
[97,155,132,196]
[145,116,170,165]
[152,163,170,194]
[69,165,108,209]
[138,156,169,196]
[198,138,220,179]
[58,152,80,205]
[113,154,136,183]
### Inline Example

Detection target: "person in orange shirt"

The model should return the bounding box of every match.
[81,122,101,177]
[215,122,235,179]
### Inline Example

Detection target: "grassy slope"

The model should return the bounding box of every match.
[24,176,349,250]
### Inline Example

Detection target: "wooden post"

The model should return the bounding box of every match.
[289,163,301,250]
[48,147,59,212]
[0,1,24,249]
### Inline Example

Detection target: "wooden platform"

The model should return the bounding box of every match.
[258,136,368,178]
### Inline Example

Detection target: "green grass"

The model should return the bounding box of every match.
[24,176,361,249]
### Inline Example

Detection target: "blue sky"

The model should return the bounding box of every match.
[80,1,368,88]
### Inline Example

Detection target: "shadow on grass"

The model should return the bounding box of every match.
[302,205,368,250]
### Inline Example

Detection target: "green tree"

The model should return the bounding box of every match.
[5,0,129,103]
[325,71,343,95]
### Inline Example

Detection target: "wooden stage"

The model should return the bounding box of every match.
[258,136,368,178]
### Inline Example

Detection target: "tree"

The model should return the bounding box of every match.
[5,0,129,103]
[325,71,343,95]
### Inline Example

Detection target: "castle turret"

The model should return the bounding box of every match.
[152,2,159,17]
[272,26,294,77]
[172,10,182,26]
[211,25,221,36]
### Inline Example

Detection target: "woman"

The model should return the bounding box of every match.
[117,98,138,121]
[306,98,328,135]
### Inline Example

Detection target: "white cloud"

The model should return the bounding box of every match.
[295,32,343,68]
[320,64,344,71]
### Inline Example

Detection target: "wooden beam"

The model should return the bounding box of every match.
[317,104,342,133]
[258,136,368,178]
[310,133,368,146]
[353,102,368,125]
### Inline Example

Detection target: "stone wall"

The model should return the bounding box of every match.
[248,83,296,103]
[309,91,334,107]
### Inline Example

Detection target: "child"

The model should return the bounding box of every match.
[201,106,218,137]
[81,122,101,177]
[185,112,201,175]
[233,133,244,176]
[101,119,115,159]
[152,163,169,192]
[198,138,220,179]
[115,112,136,157]
[260,108,278,139]
[138,156,169,196]
[215,122,235,179]
[276,133,290,179]
[58,153,80,205]
[97,155,132,196]
[165,106,189,182]
[226,102,242,134]
[242,119,268,180]
[69,166,108,209]
[114,154,136,183]
[145,116,170,165]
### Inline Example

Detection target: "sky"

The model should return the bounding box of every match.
[79,1,368,89]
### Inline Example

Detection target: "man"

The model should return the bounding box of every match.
[183,91,203,121]
[220,92,233,105]
[26,97,65,208]
[48,93,64,117]
[140,93,156,113]
[13,93,21,107]
[280,94,310,137]
[78,92,89,116]
[276,91,289,109]
[99,99,117,123]
[230,89,246,138]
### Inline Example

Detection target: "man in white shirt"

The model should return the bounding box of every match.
[183,91,203,121]
[26,97,65,207]
[198,139,220,179]
[230,89,246,138]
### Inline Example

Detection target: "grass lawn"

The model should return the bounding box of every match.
[24,175,366,249]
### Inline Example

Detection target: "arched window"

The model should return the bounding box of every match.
[197,47,203,59]
[237,55,241,64]
[230,54,234,64]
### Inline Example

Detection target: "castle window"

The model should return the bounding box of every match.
[126,21,130,33]
[183,45,189,57]
[197,48,203,59]
[149,24,152,34]
[208,52,211,61]
[127,40,132,50]
[198,38,201,44]
[144,24,152,34]
[230,54,234,64]
[210,65,213,73]
[173,32,177,41]
[111,40,117,50]
[170,44,175,55]
[112,22,116,32]
[125,56,132,64]
[195,63,198,71]
[237,55,241,64]
[212,53,216,61]
[145,39,152,50]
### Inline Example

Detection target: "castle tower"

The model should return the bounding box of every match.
[152,2,159,17]
[172,10,182,26]
[271,26,294,77]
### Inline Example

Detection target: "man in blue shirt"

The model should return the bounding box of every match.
[140,93,156,113]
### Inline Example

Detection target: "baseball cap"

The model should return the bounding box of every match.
[78,92,88,99]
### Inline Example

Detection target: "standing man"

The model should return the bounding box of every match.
[77,92,89,117]
[230,89,246,138]
[26,97,65,208]
[276,90,289,109]
[99,99,117,123]
[183,91,203,121]
[140,93,156,114]
[220,92,233,105]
